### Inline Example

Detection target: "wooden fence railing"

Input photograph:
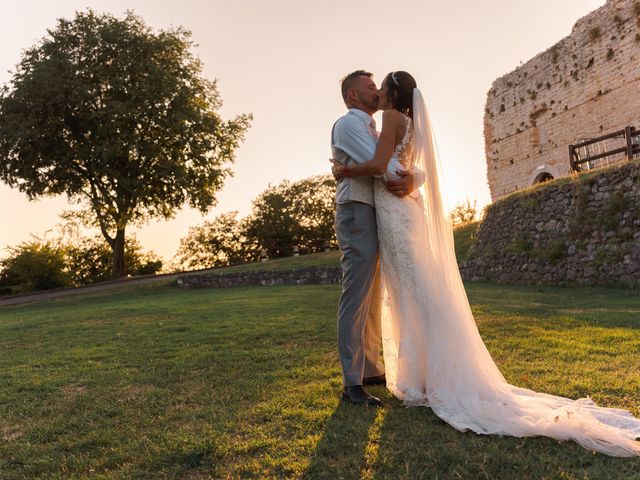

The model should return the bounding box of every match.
[569,126,640,171]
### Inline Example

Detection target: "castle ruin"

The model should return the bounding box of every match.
[485,0,640,200]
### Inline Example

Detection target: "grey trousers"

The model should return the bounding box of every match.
[335,201,384,387]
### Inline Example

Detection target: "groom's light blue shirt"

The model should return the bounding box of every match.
[333,108,378,164]
[332,108,378,206]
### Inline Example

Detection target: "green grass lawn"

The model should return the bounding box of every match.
[1,281,639,479]
[453,221,479,262]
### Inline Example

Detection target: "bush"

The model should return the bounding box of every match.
[450,200,478,227]
[0,241,71,294]
[0,235,163,295]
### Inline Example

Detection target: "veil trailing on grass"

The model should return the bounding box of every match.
[380,87,640,457]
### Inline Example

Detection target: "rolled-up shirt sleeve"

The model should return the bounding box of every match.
[333,115,377,165]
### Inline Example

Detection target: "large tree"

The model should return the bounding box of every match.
[174,174,337,268]
[0,10,251,277]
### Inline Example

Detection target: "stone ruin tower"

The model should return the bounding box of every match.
[485,0,640,201]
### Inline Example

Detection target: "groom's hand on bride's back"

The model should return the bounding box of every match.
[386,169,414,197]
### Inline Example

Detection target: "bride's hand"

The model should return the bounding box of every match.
[329,159,345,181]
[386,169,415,197]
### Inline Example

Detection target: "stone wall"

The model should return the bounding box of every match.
[177,267,341,289]
[486,0,640,200]
[460,160,640,286]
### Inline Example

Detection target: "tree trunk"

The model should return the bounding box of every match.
[112,228,126,279]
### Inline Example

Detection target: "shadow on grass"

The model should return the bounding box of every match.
[302,398,379,479]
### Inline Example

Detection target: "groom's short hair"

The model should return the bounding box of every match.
[341,70,373,103]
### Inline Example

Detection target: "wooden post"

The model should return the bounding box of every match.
[569,144,577,171]
[293,245,300,257]
[625,126,634,160]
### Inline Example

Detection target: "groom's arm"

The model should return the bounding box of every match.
[333,116,377,165]
[333,115,418,197]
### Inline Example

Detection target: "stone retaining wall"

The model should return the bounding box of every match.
[460,160,640,286]
[177,267,342,289]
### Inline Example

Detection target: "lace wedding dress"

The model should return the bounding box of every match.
[372,88,640,457]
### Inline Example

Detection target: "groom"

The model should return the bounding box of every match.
[332,70,415,406]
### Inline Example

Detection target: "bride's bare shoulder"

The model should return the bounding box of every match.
[382,109,404,122]
[382,109,406,129]
[382,109,409,135]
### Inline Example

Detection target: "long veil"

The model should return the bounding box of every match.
[382,87,640,457]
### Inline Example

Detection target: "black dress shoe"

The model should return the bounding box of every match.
[363,374,386,386]
[341,386,382,406]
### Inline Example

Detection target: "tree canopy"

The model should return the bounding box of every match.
[243,175,337,258]
[0,10,251,277]
[175,174,337,269]
[175,211,255,270]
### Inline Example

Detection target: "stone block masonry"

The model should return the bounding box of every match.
[176,267,342,289]
[485,0,640,200]
[460,160,640,286]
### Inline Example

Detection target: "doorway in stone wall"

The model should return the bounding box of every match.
[533,171,554,185]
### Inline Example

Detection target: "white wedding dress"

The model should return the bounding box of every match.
[372,88,640,457]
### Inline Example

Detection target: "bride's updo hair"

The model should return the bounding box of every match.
[384,71,417,119]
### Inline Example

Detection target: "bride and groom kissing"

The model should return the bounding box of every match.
[330,69,640,457]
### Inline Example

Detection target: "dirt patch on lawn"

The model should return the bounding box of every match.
[1,424,24,441]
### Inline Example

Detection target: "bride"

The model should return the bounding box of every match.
[332,71,640,457]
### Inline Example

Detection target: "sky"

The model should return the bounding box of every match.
[0,0,605,262]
